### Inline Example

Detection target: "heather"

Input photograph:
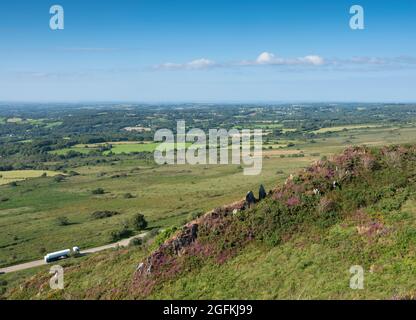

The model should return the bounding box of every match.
[129,145,416,298]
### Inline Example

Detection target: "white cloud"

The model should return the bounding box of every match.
[187,58,216,69]
[155,58,217,70]
[256,52,276,64]
[251,52,325,66]
[153,52,416,72]
[299,55,325,66]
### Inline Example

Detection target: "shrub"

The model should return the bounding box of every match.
[53,174,65,183]
[53,175,65,183]
[131,213,148,231]
[123,193,134,199]
[286,196,301,207]
[188,210,204,221]
[91,188,105,195]
[110,226,133,242]
[56,216,70,226]
[318,196,338,215]
[153,227,178,247]
[129,237,143,246]
[91,210,120,220]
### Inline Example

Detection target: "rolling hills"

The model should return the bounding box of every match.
[3,143,416,299]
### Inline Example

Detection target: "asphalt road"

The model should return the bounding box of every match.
[0,234,146,274]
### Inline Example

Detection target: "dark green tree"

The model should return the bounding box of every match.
[131,213,148,231]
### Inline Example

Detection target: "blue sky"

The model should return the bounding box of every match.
[0,0,415,102]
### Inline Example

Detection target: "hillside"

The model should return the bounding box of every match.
[3,144,416,300]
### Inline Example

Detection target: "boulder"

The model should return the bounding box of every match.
[258,184,267,200]
[245,191,257,207]
[172,224,198,254]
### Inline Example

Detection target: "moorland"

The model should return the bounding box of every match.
[0,103,415,299]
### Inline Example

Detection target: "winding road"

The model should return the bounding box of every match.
[0,234,146,274]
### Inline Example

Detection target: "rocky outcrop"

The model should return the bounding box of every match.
[136,224,198,276]
[172,223,198,255]
[132,185,269,296]
[134,199,247,279]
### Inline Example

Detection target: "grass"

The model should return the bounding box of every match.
[44,121,63,128]
[1,124,416,297]
[1,246,147,299]
[5,117,23,123]
[2,125,416,267]
[311,124,384,134]
[148,216,416,300]
[51,141,192,155]
[0,118,62,128]
[104,142,191,155]
[147,188,416,300]
[4,146,416,300]
[0,154,309,267]
[0,170,62,186]
[51,146,97,155]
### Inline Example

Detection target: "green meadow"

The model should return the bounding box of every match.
[5,133,416,300]
[0,170,62,186]
[311,124,385,134]
[0,117,62,127]
[1,124,416,268]
[0,154,308,267]
[51,142,192,155]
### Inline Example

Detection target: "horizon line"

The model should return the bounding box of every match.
[1,100,415,105]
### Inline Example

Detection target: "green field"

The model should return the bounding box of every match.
[2,125,416,268]
[0,170,62,186]
[1,122,416,301]
[5,117,23,123]
[105,142,192,154]
[4,140,416,300]
[51,142,192,155]
[0,156,311,267]
[44,121,63,128]
[312,124,384,134]
[0,117,63,128]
